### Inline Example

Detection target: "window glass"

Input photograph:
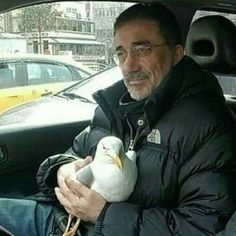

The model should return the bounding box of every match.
[67,66,122,102]
[0,1,133,110]
[73,67,91,79]
[27,62,73,85]
[27,63,41,82]
[0,62,16,88]
[217,75,236,96]
[46,64,73,82]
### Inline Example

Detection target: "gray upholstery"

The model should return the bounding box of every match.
[185,15,236,74]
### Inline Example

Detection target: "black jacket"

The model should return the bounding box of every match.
[37,56,236,236]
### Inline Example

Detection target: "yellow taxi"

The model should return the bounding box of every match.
[0,53,93,112]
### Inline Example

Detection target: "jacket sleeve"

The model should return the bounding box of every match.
[93,125,236,236]
[36,125,103,197]
[36,152,78,197]
[216,211,236,236]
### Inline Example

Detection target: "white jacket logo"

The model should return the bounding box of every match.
[147,129,161,144]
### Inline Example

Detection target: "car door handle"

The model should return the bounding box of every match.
[7,95,19,98]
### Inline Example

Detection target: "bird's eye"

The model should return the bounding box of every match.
[102,143,110,151]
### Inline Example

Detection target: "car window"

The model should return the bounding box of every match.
[27,62,73,85]
[73,67,91,80]
[0,1,134,111]
[0,62,17,88]
[192,10,236,96]
[217,75,236,96]
[65,66,122,102]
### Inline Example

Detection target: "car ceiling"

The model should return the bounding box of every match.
[1,0,236,44]
[1,0,236,13]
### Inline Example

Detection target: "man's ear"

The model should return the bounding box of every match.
[174,45,184,64]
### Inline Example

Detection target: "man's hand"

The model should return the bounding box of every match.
[55,178,106,223]
[55,156,106,222]
[57,156,92,190]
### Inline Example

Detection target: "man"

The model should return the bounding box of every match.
[0,2,236,236]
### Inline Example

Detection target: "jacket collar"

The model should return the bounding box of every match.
[93,56,224,128]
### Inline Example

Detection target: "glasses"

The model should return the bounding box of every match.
[114,42,168,64]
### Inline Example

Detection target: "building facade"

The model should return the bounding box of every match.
[0,2,106,72]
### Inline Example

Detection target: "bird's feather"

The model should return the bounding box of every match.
[75,165,94,188]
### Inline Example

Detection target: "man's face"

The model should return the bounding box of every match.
[113,19,183,101]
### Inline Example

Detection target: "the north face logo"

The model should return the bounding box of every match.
[147,129,161,144]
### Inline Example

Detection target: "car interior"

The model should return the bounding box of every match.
[0,0,235,201]
[185,14,236,114]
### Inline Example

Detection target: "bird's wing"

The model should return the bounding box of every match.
[75,164,94,188]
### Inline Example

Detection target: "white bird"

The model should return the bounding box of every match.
[62,136,138,236]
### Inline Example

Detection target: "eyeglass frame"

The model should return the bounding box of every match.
[113,42,168,64]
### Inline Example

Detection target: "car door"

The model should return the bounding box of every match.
[0,60,29,112]
[0,59,78,112]
[25,60,78,96]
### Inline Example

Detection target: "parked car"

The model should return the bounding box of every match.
[0,66,122,126]
[0,0,235,209]
[0,53,93,112]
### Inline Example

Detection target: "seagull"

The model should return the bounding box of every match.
[62,136,138,236]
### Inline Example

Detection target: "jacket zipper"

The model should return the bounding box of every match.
[126,114,145,151]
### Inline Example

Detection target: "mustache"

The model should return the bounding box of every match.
[124,71,151,81]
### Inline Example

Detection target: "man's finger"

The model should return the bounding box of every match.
[57,174,66,189]
[75,156,93,171]
[58,178,83,199]
[66,178,91,196]
[55,187,72,210]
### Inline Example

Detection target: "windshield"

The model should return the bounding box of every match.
[61,66,122,102]
[0,1,132,112]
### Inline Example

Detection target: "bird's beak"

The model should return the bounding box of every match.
[112,154,123,170]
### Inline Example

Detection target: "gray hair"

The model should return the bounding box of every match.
[113,2,182,46]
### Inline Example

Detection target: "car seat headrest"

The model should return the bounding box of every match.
[185,15,236,74]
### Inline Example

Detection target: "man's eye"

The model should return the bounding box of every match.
[135,46,149,54]
[116,51,125,57]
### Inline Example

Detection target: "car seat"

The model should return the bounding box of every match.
[185,15,236,73]
[185,15,236,114]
